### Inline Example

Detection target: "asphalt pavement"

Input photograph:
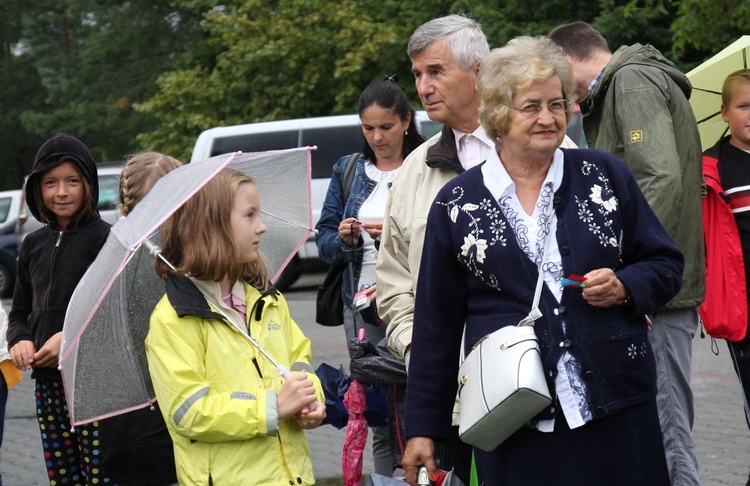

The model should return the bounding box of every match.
[1,271,748,485]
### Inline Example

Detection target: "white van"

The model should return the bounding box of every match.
[190,112,442,287]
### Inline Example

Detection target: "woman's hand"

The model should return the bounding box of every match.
[10,340,37,371]
[362,221,383,240]
[293,399,327,429]
[581,268,629,308]
[361,284,377,305]
[402,437,438,486]
[277,370,317,419]
[338,217,362,247]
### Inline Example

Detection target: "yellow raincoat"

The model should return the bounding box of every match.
[146,275,324,486]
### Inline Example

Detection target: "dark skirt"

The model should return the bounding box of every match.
[474,398,669,486]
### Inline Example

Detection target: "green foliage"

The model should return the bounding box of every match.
[16,1,204,163]
[0,0,745,176]
[136,0,439,161]
[672,0,750,68]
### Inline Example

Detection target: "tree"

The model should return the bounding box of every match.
[0,0,45,189]
[17,0,204,163]
[135,0,441,161]
[672,0,750,69]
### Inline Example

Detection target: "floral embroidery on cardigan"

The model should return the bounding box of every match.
[437,186,508,290]
[576,160,623,255]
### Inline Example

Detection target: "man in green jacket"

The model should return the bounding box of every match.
[549,22,705,486]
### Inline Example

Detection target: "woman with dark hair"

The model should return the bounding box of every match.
[316,76,425,475]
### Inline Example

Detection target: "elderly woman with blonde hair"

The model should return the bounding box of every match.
[400,35,682,485]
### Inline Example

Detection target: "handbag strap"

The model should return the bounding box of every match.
[460,185,556,358]
[341,152,359,201]
[519,187,554,326]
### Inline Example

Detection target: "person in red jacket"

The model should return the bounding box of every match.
[701,68,750,486]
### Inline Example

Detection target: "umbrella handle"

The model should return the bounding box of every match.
[278,365,317,412]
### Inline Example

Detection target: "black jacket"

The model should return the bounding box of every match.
[8,216,110,380]
[8,133,109,380]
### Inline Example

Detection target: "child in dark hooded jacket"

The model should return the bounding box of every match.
[7,133,114,485]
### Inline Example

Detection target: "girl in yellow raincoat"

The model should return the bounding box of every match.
[146,168,326,486]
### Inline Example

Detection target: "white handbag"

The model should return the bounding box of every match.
[456,199,554,452]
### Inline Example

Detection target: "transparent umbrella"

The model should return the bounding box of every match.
[59,148,313,425]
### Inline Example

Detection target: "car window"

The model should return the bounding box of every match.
[209,130,299,158]
[419,121,442,139]
[98,174,121,211]
[301,126,363,179]
[0,197,10,224]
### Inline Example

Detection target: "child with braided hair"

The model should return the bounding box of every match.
[90,152,183,484]
[119,152,182,216]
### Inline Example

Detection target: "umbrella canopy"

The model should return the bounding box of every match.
[60,148,313,425]
[687,36,750,150]
[342,379,368,486]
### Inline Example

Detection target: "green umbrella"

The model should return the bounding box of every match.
[687,36,750,150]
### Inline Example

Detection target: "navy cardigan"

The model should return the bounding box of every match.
[405,148,684,440]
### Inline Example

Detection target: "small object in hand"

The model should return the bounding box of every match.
[562,274,587,288]
[352,285,373,312]
[417,467,432,486]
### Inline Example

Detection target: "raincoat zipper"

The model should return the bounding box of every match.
[41,230,64,346]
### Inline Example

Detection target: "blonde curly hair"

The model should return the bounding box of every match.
[478,36,576,142]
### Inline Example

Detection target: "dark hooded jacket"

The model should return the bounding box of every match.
[580,44,705,310]
[7,133,110,380]
[7,134,178,485]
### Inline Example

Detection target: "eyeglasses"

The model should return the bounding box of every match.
[505,99,570,118]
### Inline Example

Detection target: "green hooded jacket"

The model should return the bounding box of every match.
[580,44,705,309]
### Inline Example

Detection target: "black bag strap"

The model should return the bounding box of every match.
[341,152,359,201]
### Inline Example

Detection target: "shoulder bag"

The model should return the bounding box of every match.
[456,196,553,451]
[315,153,359,327]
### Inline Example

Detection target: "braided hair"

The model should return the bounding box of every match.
[119,152,182,216]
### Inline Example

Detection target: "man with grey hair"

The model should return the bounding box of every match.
[376,14,575,482]
[375,14,490,483]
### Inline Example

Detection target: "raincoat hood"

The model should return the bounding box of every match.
[582,44,693,113]
[26,133,99,222]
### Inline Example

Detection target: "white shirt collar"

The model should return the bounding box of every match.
[482,149,565,202]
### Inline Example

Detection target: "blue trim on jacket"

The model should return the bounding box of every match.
[405,148,684,440]
[315,153,377,306]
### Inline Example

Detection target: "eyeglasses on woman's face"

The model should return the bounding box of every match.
[506,99,570,118]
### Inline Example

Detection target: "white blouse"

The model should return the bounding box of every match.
[481,149,593,431]
[356,160,401,291]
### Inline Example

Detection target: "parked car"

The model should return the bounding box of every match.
[0,189,23,297]
[16,162,123,249]
[0,189,22,236]
[190,112,443,288]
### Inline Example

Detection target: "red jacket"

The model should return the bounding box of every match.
[701,145,748,341]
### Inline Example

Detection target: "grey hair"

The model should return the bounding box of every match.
[407,14,490,71]
[477,36,576,142]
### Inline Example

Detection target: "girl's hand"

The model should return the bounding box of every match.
[581,268,629,308]
[10,340,37,371]
[294,399,327,429]
[277,371,317,419]
[33,331,63,368]
[338,218,362,247]
[362,221,383,240]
